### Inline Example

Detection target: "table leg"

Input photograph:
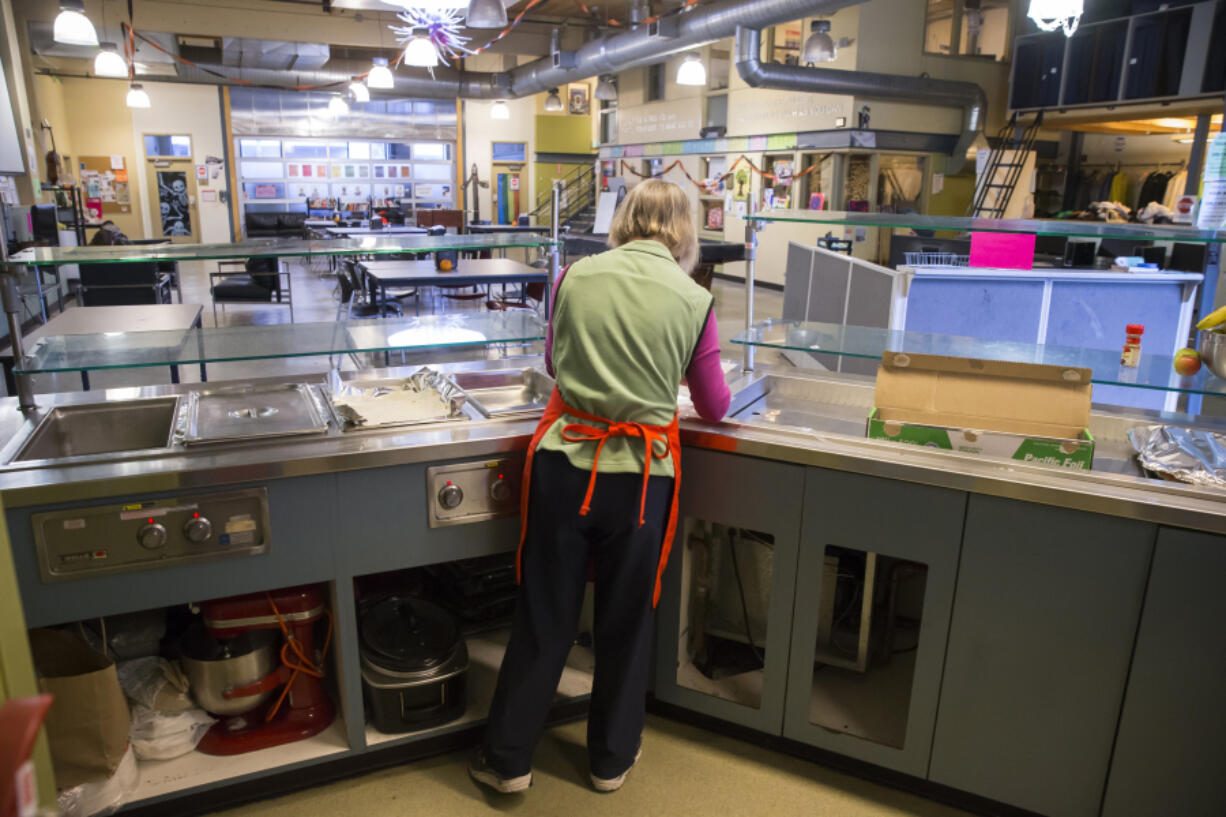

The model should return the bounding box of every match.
[3,357,15,397]
[170,364,180,385]
[80,370,90,391]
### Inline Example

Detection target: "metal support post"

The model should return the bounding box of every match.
[548,180,562,292]
[0,270,36,414]
[743,198,761,372]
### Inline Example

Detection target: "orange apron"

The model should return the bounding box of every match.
[517,387,682,608]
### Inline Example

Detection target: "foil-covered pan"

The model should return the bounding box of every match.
[329,367,468,430]
[1127,424,1226,488]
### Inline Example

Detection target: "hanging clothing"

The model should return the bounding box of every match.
[1109,171,1132,206]
[1164,169,1188,209]
[1135,170,1171,210]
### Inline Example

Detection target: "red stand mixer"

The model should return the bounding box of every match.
[181,584,335,755]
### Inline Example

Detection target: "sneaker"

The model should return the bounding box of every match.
[591,745,643,793]
[468,750,532,794]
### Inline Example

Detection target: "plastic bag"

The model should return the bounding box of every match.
[57,743,139,817]
[116,657,193,713]
[128,705,215,761]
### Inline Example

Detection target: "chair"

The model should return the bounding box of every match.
[78,261,173,306]
[337,261,403,321]
[486,281,546,315]
[210,257,293,325]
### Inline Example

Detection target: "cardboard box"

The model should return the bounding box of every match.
[866,351,1095,470]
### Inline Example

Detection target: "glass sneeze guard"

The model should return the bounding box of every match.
[9,233,557,266]
[732,319,1226,398]
[14,312,545,375]
[742,211,1226,244]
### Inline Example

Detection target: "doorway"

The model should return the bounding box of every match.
[144,134,199,243]
[493,164,523,224]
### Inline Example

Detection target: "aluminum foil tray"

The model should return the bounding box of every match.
[182,383,329,445]
[1127,424,1226,489]
[329,367,469,430]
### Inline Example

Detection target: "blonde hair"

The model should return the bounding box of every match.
[608,179,699,273]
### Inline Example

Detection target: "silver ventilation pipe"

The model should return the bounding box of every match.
[733,27,986,172]
[106,0,867,100]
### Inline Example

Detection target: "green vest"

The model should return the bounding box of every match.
[538,240,713,476]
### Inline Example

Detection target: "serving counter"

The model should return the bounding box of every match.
[0,355,1223,817]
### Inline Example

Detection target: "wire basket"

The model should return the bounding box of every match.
[904,252,970,267]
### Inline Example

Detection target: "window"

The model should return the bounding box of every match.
[708,48,731,91]
[238,139,281,158]
[144,134,191,158]
[705,94,728,131]
[599,100,618,145]
[770,22,803,65]
[925,0,1012,60]
[646,64,665,102]
[413,143,451,161]
[282,141,327,159]
[492,142,527,162]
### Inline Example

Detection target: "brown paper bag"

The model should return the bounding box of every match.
[29,628,131,789]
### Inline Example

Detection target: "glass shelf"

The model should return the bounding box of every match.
[8,233,556,267]
[743,211,1226,243]
[14,312,545,375]
[731,319,1226,398]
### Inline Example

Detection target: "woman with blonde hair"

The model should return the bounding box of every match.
[471,179,730,794]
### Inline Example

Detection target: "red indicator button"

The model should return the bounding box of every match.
[93,550,107,559]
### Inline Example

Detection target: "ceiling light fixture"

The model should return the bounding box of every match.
[403,33,440,68]
[384,0,468,9]
[543,87,564,111]
[54,0,98,47]
[349,80,370,102]
[367,56,395,89]
[328,94,350,118]
[491,100,510,120]
[802,20,837,63]
[125,83,151,109]
[1027,0,1084,37]
[465,0,508,29]
[93,42,127,78]
[676,53,707,86]
[594,75,617,101]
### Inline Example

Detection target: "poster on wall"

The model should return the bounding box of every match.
[568,83,589,115]
[157,170,191,236]
[253,183,278,199]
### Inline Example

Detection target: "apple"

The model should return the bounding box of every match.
[1173,347,1202,376]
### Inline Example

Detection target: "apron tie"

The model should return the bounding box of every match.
[560,420,671,526]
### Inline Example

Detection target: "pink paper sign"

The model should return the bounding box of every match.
[968,232,1036,270]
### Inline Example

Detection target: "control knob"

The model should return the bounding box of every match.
[490,477,512,503]
[439,483,464,510]
[184,517,213,544]
[137,522,167,550]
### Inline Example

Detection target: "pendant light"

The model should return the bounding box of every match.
[349,79,370,103]
[54,0,98,47]
[403,34,439,68]
[367,57,395,89]
[1027,0,1084,36]
[328,94,350,118]
[126,83,151,109]
[466,0,508,29]
[676,53,706,86]
[543,87,563,112]
[93,43,127,77]
[594,75,617,101]
[490,100,510,120]
[801,20,836,64]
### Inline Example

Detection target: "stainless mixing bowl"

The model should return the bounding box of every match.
[181,628,279,716]
[1199,331,1226,380]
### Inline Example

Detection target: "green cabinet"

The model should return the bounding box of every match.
[653,448,805,734]
[1100,527,1226,817]
[781,469,966,778]
[928,495,1155,817]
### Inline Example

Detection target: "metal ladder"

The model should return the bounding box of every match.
[968,111,1044,219]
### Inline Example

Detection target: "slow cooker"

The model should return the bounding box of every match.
[359,595,468,733]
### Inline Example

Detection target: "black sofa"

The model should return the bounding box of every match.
[245,212,308,239]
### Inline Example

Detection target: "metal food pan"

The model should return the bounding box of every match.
[453,368,554,418]
[183,383,329,445]
[330,367,470,430]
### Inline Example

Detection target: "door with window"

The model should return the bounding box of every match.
[144,134,199,243]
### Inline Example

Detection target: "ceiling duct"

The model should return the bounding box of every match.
[221,38,331,71]
[733,26,986,172]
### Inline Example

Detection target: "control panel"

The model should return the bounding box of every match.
[426,458,522,527]
[33,488,270,582]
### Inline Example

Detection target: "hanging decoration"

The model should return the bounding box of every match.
[619,155,830,194]
[390,9,472,73]
[1027,0,1083,37]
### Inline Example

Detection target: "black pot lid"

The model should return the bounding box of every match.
[360,596,460,673]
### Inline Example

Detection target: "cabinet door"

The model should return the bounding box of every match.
[929,495,1154,817]
[1101,528,1226,817]
[654,448,804,734]
[782,469,965,777]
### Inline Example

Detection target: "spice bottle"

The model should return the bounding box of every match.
[1121,323,1144,367]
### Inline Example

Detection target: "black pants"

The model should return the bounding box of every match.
[484,449,674,779]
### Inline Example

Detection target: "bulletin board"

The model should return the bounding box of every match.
[78,155,132,214]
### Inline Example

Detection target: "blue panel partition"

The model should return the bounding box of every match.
[1047,280,1187,410]
[904,279,1046,343]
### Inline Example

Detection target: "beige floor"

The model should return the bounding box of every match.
[207,714,971,817]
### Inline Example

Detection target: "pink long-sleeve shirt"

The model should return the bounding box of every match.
[545,261,731,423]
